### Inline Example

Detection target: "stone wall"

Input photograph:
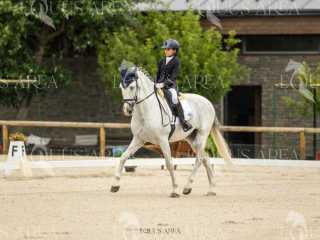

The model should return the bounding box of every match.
[237,54,320,158]
[0,57,132,145]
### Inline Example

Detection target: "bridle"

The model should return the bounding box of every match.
[122,70,172,127]
[122,77,155,107]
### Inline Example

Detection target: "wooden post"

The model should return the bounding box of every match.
[299,131,306,160]
[2,125,9,154]
[99,127,106,157]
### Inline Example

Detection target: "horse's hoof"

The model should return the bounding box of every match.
[125,166,136,173]
[110,185,120,193]
[206,192,216,196]
[170,192,180,198]
[183,188,192,195]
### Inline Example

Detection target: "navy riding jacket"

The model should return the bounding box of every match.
[156,56,180,89]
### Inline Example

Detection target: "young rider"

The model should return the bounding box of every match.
[155,39,192,132]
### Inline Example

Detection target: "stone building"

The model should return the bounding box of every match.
[205,0,320,159]
[138,0,320,159]
[1,0,320,158]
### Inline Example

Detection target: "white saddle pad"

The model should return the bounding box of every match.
[157,89,193,123]
[180,99,192,121]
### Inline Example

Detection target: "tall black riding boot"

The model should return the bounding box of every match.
[175,102,192,132]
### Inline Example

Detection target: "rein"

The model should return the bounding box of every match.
[154,86,171,127]
[122,71,171,127]
[122,78,155,105]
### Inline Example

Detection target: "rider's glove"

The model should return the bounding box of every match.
[155,83,164,89]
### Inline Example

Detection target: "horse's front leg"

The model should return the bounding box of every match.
[159,140,179,198]
[110,137,144,193]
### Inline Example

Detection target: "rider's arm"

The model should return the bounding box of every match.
[155,59,166,88]
[156,58,164,83]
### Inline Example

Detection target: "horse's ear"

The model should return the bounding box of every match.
[132,67,138,74]
[120,67,138,88]
[134,67,139,77]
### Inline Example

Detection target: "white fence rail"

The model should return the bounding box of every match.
[1,157,320,173]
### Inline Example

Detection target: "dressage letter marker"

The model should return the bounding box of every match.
[4,141,32,177]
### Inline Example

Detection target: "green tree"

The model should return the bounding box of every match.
[98,10,249,102]
[0,0,133,117]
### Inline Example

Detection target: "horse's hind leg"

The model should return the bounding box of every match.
[183,132,216,196]
[110,137,144,193]
[182,134,204,195]
[159,140,179,198]
[202,155,216,196]
[197,132,216,196]
[182,156,202,195]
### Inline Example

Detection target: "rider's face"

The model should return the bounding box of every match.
[164,48,176,57]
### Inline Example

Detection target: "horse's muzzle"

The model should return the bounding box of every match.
[122,102,133,116]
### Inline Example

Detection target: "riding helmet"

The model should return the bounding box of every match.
[161,39,180,50]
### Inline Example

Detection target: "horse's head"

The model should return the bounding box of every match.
[119,65,139,116]
[119,61,154,116]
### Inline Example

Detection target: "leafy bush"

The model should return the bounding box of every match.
[98,10,249,102]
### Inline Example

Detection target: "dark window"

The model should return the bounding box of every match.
[243,35,320,53]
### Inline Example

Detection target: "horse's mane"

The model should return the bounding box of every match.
[137,67,154,83]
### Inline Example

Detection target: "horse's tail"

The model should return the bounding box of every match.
[210,116,233,166]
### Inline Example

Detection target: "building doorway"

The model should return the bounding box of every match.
[224,85,261,158]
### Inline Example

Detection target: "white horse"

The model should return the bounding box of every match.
[111,65,232,197]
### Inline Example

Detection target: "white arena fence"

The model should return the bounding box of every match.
[2,120,320,176]
[2,157,320,173]
[1,120,319,160]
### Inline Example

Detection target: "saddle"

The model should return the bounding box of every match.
[157,88,184,100]
[156,89,192,121]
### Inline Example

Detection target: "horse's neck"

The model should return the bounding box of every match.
[134,71,158,118]
[138,71,154,93]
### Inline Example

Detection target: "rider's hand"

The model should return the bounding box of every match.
[155,83,164,89]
